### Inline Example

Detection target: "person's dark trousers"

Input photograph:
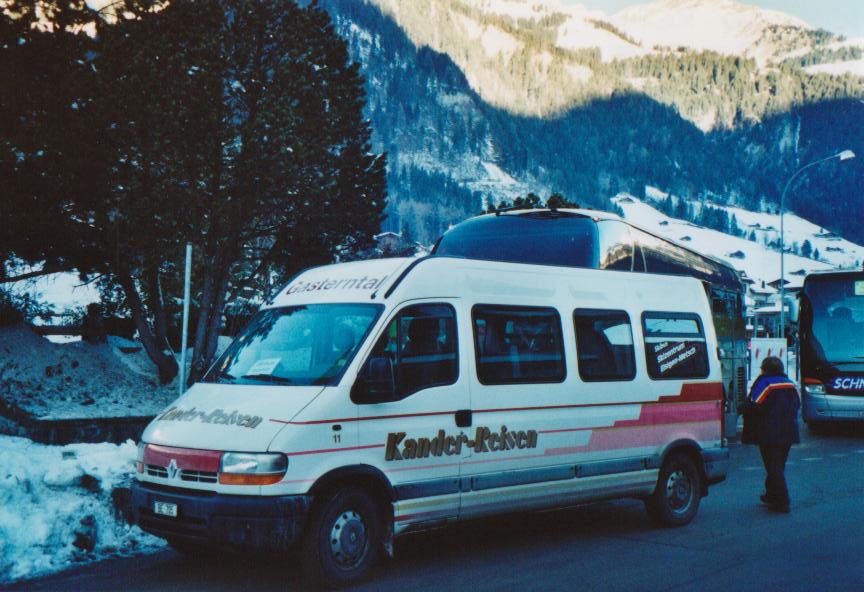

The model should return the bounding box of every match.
[759,444,792,507]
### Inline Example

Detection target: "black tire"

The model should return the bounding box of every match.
[301,486,383,589]
[645,453,702,527]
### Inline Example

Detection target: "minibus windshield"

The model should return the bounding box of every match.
[205,303,383,387]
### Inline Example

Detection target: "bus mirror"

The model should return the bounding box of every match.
[351,356,396,404]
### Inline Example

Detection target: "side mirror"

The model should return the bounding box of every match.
[351,356,396,404]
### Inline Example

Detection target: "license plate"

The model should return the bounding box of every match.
[153,501,178,518]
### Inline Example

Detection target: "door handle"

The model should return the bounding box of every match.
[455,409,472,428]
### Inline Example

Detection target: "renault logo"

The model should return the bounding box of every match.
[167,459,180,480]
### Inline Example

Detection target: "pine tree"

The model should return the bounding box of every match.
[801,240,813,258]
[546,192,579,208]
[1,0,387,383]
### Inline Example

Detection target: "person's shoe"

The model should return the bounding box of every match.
[769,502,791,514]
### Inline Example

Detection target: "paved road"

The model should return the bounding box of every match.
[10,425,864,592]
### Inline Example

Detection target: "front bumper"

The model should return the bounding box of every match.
[803,392,864,423]
[131,480,311,549]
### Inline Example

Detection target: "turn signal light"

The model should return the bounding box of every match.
[218,473,285,486]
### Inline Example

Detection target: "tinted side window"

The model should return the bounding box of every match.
[367,303,457,399]
[434,215,599,268]
[473,305,565,384]
[574,309,636,381]
[642,312,709,379]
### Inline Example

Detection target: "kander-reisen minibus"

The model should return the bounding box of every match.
[434,208,748,437]
[131,251,730,587]
[799,269,864,425]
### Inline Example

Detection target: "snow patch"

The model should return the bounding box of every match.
[804,58,864,77]
[0,435,163,585]
[614,192,864,286]
[613,0,812,65]
[480,161,519,186]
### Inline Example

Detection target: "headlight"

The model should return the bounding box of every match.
[219,452,288,485]
[804,383,825,395]
[136,441,146,473]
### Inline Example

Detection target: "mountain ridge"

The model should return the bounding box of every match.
[318,0,864,251]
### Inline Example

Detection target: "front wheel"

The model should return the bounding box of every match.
[645,453,702,527]
[301,486,383,589]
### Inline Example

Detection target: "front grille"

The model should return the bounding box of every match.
[180,470,218,483]
[146,464,168,478]
[145,464,218,484]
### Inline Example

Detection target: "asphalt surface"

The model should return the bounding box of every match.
[8,424,864,592]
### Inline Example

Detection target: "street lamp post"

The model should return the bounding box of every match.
[779,149,856,335]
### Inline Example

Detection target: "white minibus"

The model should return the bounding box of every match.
[131,255,728,587]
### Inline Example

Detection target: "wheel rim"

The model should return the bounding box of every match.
[665,469,693,514]
[329,510,367,569]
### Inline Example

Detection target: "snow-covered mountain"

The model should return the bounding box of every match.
[612,0,815,65]
[616,189,864,288]
[321,0,864,255]
[365,0,862,121]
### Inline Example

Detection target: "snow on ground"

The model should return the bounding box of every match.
[613,193,850,286]
[640,187,864,271]
[804,58,864,77]
[0,435,163,585]
[0,325,177,421]
[480,161,519,186]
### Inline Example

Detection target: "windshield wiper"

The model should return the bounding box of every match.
[240,374,294,384]
[216,371,237,383]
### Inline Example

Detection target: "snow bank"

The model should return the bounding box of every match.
[0,435,163,585]
[0,325,176,421]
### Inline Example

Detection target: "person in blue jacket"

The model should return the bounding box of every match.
[740,356,800,513]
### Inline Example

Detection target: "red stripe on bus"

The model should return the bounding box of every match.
[269,382,723,425]
[286,444,385,457]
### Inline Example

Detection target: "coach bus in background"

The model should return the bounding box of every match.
[433,208,747,439]
[798,270,864,426]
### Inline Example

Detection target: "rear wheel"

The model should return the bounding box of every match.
[645,453,702,527]
[301,486,383,589]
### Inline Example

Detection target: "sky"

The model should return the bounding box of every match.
[565,0,864,39]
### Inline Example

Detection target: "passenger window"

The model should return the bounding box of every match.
[642,312,709,379]
[573,309,636,381]
[367,303,457,399]
[472,305,565,384]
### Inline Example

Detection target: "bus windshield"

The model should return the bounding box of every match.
[205,303,383,386]
[803,276,864,365]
